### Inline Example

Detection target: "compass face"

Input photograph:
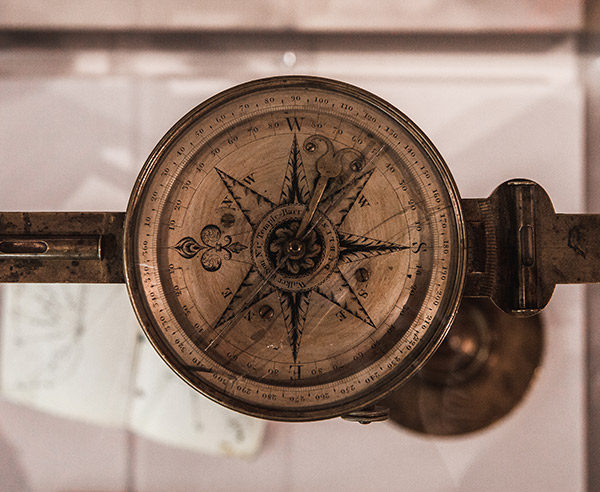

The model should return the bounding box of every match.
[125,76,466,421]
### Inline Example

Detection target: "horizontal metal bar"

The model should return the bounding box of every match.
[0,212,125,283]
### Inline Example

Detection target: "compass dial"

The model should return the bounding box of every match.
[125,76,466,421]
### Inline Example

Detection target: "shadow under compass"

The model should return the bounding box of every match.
[382,298,544,436]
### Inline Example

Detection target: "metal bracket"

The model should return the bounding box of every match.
[341,405,389,424]
[463,179,600,315]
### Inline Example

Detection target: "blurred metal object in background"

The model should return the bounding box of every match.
[384,298,543,435]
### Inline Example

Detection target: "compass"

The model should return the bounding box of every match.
[0,75,597,423]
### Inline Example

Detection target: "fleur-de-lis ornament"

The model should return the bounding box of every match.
[174,225,247,272]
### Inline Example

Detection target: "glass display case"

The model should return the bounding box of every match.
[0,2,596,490]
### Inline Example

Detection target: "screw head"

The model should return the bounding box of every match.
[304,142,317,152]
[287,239,305,259]
[350,159,364,172]
[259,305,274,320]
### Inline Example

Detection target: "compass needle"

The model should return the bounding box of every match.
[296,135,341,239]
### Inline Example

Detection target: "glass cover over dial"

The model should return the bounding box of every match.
[125,76,466,421]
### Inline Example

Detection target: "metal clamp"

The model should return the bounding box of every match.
[463,179,600,315]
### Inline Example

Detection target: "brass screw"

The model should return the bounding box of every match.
[355,267,370,282]
[259,305,274,320]
[350,159,363,172]
[304,142,316,152]
[221,212,235,228]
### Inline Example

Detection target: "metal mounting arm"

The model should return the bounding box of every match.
[463,179,600,315]
[2,179,598,314]
[0,212,125,283]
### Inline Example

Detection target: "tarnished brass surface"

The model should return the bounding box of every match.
[0,212,124,283]
[463,179,600,315]
[123,76,466,421]
[382,298,543,435]
[0,236,101,259]
[341,405,390,424]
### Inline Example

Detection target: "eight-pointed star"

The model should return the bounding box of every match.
[178,135,409,363]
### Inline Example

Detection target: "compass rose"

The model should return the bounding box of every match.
[175,134,409,363]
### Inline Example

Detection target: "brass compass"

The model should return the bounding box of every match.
[0,76,595,424]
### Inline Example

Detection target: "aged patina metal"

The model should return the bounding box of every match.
[0,76,594,429]
[341,405,390,425]
[0,212,124,283]
[462,179,600,315]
